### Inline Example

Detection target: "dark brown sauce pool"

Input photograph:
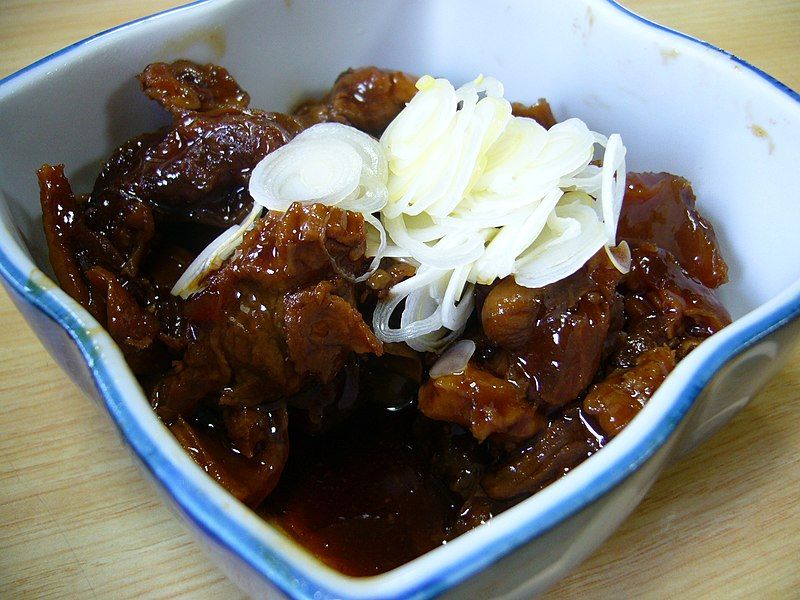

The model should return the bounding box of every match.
[261,407,453,576]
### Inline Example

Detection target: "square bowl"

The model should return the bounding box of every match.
[1,1,799,598]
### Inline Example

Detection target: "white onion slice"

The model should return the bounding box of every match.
[470,188,562,284]
[300,122,388,182]
[514,195,607,289]
[171,204,263,299]
[599,133,627,244]
[372,265,473,353]
[381,75,511,220]
[373,267,449,343]
[250,139,361,210]
[356,213,388,283]
[529,119,596,183]
[440,263,473,330]
[249,123,388,216]
[429,339,476,379]
[561,164,602,195]
[381,76,456,168]
[383,215,485,269]
[605,240,632,274]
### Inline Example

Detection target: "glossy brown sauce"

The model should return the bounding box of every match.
[262,406,452,576]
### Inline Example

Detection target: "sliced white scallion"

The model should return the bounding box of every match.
[373,266,451,343]
[171,123,390,298]
[513,194,609,289]
[599,133,627,244]
[171,203,263,299]
[374,74,630,353]
[249,122,389,216]
[429,339,476,379]
[605,239,632,274]
[360,212,388,283]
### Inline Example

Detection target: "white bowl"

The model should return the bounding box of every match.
[0,1,798,598]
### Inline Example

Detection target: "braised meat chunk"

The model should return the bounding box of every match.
[481,251,624,409]
[620,172,728,288]
[90,110,302,228]
[482,407,603,501]
[39,164,102,317]
[139,60,251,115]
[93,60,304,230]
[152,202,382,422]
[284,280,382,381]
[611,243,731,370]
[294,66,418,137]
[511,99,557,129]
[419,363,544,442]
[38,164,175,374]
[583,346,676,437]
[419,252,621,445]
[150,203,382,507]
[169,406,289,507]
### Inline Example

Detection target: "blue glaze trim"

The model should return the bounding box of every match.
[0,1,799,599]
[606,0,800,101]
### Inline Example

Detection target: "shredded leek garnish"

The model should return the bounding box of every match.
[171,75,629,356]
[373,75,628,352]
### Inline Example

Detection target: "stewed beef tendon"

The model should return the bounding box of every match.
[39,60,731,575]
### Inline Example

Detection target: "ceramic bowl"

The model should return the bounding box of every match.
[1,1,798,598]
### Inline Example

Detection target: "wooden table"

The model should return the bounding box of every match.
[1,1,797,598]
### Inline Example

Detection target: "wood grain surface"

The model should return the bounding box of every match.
[0,1,798,598]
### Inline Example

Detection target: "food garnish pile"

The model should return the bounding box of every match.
[39,62,731,575]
